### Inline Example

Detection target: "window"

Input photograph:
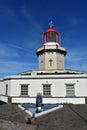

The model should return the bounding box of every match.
[21,85,28,96]
[66,84,75,97]
[43,84,51,96]
[46,32,58,42]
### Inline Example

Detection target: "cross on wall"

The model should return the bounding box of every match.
[49,59,53,67]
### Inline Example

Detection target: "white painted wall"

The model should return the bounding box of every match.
[4,74,87,97]
[0,74,87,104]
[0,79,5,95]
[4,79,12,96]
[0,95,8,103]
[12,97,85,104]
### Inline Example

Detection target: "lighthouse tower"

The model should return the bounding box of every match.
[36,23,67,70]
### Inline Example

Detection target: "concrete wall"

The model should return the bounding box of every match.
[37,42,66,70]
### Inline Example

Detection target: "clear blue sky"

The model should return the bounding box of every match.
[0,0,87,78]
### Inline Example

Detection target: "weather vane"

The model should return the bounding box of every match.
[49,20,53,27]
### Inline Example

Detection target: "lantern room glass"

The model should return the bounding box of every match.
[43,32,58,43]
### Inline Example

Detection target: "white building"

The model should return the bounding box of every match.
[0,23,87,104]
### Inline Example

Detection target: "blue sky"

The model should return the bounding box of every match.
[0,0,87,78]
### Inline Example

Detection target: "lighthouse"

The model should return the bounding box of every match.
[0,22,86,105]
[36,23,67,70]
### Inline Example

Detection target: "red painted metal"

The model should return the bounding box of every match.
[43,25,58,35]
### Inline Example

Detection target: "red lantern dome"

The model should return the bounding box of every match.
[42,22,60,45]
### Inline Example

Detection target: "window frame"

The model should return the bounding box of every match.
[43,84,51,97]
[20,84,29,96]
[65,84,75,97]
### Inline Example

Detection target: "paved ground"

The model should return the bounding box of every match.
[34,104,87,130]
[0,102,35,130]
[0,102,87,130]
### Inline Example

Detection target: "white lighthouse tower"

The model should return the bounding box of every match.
[36,23,67,70]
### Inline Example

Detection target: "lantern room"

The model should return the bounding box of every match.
[42,23,60,45]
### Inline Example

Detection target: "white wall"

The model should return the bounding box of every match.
[0,95,8,103]
[0,80,5,95]
[4,74,87,98]
[4,80,11,96]
[12,97,85,104]
[0,74,87,104]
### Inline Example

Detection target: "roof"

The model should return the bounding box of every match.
[44,25,58,35]
[19,69,85,76]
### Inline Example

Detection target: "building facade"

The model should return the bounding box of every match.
[0,24,87,104]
